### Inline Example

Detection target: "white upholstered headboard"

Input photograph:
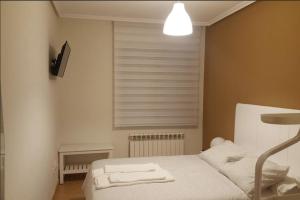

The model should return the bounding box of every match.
[234,103,300,176]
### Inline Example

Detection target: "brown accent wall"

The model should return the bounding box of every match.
[203,1,300,149]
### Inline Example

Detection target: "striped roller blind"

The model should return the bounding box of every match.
[114,22,202,128]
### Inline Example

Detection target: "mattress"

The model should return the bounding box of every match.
[82,155,249,200]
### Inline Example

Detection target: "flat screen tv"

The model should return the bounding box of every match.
[51,41,71,77]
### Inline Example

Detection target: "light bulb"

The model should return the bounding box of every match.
[163,2,193,36]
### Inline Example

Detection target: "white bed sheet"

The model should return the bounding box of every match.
[82,155,249,200]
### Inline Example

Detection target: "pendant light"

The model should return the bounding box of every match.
[163,2,193,36]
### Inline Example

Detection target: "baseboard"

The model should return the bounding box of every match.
[51,176,59,200]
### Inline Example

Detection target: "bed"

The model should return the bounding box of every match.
[83,155,249,200]
[82,104,300,200]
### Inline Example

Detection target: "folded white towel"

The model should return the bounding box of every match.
[109,170,167,183]
[104,163,159,173]
[92,168,105,178]
[94,169,175,189]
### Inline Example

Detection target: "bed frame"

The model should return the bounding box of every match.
[234,103,300,200]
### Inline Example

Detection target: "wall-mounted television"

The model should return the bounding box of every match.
[51,41,71,77]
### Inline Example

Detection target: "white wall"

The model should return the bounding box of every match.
[57,18,204,157]
[1,2,59,200]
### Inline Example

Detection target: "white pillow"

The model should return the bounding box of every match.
[210,137,225,148]
[220,156,289,195]
[200,140,246,170]
[272,176,300,196]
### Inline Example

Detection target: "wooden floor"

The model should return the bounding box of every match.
[53,179,85,200]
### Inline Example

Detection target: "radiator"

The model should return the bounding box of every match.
[129,133,184,157]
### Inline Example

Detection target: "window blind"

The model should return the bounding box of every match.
[114,22,203,128]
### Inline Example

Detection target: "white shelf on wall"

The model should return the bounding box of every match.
[64,163,90,174]
[59,143,114,184]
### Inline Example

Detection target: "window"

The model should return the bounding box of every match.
[114,22,204,128]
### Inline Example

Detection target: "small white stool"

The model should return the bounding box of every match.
[59,143,113,184]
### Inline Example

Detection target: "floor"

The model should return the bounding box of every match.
[53,175,85,200]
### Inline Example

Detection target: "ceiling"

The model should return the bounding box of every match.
[53,1,254,26]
